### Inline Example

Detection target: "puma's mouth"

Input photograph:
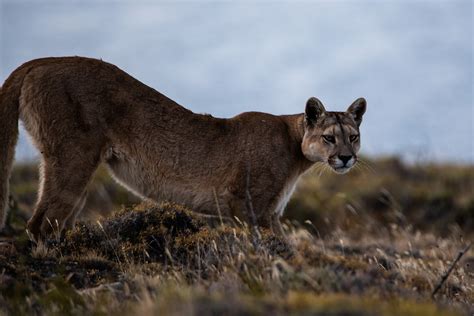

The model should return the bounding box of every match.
[328,158,356,174]
[331,165,352,174]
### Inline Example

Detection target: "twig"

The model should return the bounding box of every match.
[431,242,471,299]
[212,187,224,227]
[97,220,124,272]
[245,163,261,246]
[244,165,258,228]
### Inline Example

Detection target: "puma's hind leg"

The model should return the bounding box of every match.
[27,154,100,239]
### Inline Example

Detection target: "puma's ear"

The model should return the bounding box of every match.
[305,97,326,126]
[347,97,366,126]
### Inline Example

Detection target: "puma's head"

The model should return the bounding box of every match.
[301,97,367,174]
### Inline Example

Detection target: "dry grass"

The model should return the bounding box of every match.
[0,202,472,315]
[1,158,473,315]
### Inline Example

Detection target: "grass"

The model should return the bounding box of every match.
[0,157,473,315]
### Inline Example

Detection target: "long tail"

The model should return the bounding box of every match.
[0,76,22,230]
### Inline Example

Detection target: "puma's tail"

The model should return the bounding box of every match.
[0,76,22,230]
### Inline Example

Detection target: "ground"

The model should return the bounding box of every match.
[0,157,473,315]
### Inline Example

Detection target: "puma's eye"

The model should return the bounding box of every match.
[322,135,336,144]
[350,135,359,142]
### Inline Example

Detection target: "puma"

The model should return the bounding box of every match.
[0,57,366,238]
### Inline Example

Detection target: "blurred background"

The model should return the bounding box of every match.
[1,0,472,163]
[0,0,472,237]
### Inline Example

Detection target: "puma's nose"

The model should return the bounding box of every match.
[339,155,352,165]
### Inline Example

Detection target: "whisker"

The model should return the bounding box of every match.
[323,163,331,176]
[358,159,377,174]
[318,165,325,178]
[311,162,324,175]
[358,163,373,175]
[354,164,372,177]
[353,164,363,173]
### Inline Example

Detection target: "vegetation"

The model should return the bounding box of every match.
[0,157,473,315]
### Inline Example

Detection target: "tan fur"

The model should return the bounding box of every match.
[0,57,366,238]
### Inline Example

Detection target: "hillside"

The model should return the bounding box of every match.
[0,157,473,315]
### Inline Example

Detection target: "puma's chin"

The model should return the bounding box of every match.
[330,165,352,174]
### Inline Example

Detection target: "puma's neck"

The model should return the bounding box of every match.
[282,114,314,172]
[283,113,305,145]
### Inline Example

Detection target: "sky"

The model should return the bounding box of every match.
[0,0,473,163]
